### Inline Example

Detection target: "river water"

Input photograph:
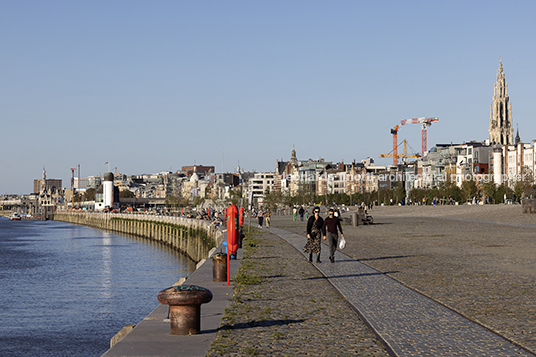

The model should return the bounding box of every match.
[0,217,195,356]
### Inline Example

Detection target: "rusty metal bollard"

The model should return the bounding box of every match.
[211,253,227,282]
[157,285,213,335]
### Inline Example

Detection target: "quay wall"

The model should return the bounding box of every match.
[53,212,224,263]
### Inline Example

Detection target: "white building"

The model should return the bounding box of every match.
[493,141,536,187]
[248,172,275,204]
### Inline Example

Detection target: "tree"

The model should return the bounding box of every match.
[494,184,513,204]
[165,194,192,209]
[119,189,135,198]
[393,182,405,204]
[408,188,427,205]
[165,195,181,208]
[82,188,95,201]
[290,182,315,206]
[263,188,286,211]
[228,189,242,206]
[482,179,497,203]
[461,179,478,203]
[517,166,535,198]
[440,175,461,204]
[193,195,205,208]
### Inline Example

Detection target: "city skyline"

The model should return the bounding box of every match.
[1,1,535,194]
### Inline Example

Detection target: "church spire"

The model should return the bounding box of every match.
[489,60,514,146]
[290,145,297,166]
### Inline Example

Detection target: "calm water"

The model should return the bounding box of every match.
[0,217,195,356]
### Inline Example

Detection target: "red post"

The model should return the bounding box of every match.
[239,207,244,226]
[226,246,230,286]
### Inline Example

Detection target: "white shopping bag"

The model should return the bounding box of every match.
[338,236,346,250]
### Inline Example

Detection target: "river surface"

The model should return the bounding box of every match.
[0,217,195,356]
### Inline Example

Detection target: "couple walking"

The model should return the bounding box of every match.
[303,207,344,263]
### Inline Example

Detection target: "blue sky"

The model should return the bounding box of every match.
[1,1,535,194]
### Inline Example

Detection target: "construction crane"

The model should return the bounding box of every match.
[391,125,399,166]
[70,168,76,208]
[380,138,421,165]
[399,117,439,157]
[378,124,399,166]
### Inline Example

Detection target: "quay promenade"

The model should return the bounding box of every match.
[103,204,536,356]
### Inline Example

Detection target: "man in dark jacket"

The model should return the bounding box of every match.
[322,208,344,263]
[298,206,305,221]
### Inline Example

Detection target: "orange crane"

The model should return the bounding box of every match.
[399,117,439,156]
[378,125,399,166]
[380,137,420,165]
[391,125,399,166]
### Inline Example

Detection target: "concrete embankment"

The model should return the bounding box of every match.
[53,212,224,263]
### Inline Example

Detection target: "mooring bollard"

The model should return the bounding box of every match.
[157,285,213,335]
[211,253,227,282]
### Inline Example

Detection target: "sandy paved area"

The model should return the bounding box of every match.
[271,204,536,353]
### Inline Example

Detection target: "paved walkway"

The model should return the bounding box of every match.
[267,226,535,357]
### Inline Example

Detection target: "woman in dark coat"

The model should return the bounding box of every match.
[304,207,323,263]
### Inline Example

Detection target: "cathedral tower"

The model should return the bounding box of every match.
[488,61,513,146]
[290,145,298,167]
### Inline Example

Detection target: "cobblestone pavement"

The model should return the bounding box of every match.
[272,204,536,355]
[206,230,390,357]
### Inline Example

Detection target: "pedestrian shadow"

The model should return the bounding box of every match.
[261,274,286,279]
[303,271,399,280]
[203,319,305,333]
[357,255,417,262]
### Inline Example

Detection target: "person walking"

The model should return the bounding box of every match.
[323,208,344,263]
[265,209,271,227]
[304,207,323,263]
[299,206,305,221]
[293,207,297,221]
[258,210,264,228]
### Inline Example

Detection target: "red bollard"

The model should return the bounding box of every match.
[227,204,238,257]
[239,207,244,226]
[226,204,239,286]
